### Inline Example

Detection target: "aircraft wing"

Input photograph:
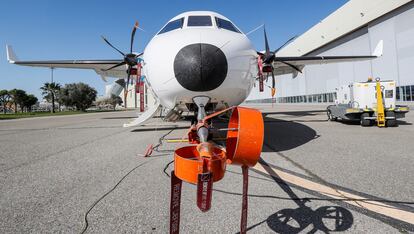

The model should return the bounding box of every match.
[272,40,383,77]
[6,45,127,80]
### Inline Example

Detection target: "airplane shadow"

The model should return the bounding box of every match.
[263,109,327,117]
[130,126,188,132]
[262,116,319,152]
[264,205,353,233]
[208,114,320,152]
[101,116,136,119]
[245,160,354,233]
[252,116,354,233]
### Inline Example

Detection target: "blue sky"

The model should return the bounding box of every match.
[0,0,347,99]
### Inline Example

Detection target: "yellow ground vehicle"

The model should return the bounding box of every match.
[327,78,409,127]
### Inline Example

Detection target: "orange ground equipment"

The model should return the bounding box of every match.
[170,107,264,234]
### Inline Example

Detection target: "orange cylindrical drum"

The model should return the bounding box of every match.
[226,107,264,167]
[174,145,227,184]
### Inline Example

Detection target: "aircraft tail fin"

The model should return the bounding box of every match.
[373,40,384,57]
[6,45,18,63]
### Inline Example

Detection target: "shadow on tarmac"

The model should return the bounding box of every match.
[263,109,327,117]
[130,126,188,132]
[264,205,353,233]
[262,116,319,152]
[254,160,353,233]
[254,116,355,233]
[101,116,136,119]
[156,112,413,233]
[252,115,413,233]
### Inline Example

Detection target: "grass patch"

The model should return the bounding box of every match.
[0,110,119,120]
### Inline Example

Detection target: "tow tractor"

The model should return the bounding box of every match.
[327,78,409,127]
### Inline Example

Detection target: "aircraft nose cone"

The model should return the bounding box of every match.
[174,43,228,92]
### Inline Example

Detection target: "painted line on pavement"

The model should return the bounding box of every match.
[253,162,414,225]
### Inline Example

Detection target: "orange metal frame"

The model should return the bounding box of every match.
[174,107,264,184]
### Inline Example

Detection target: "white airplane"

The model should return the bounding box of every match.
[6,11,383,127]
[6,11,384,233]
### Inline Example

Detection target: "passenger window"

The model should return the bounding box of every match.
[215,17,241,33]
[158,18,184,35]
[187,16,212,26]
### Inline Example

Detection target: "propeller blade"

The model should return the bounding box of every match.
[280,61,303,73]
[103,61,126,71]
[271,70,275,89]
[130,21,139,54]
[274,35,298,54]
[101,36,125,56]
[264,25,271,58]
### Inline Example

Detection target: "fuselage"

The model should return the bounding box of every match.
[143,11,258,112]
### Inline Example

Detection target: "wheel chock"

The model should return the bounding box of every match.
[143,144,153,157]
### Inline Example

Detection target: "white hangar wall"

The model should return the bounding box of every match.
[247,0,414,103]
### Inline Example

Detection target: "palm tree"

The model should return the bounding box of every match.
[9,89,27,113]
[40,82,61,113]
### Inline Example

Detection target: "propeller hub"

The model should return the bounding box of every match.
[124,54,138,66]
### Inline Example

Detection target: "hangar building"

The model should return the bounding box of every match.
[247,0,414,104]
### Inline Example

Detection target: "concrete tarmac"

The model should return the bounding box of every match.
[0,105,413,233]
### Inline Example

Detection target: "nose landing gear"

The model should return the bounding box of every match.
[170,96,264,234]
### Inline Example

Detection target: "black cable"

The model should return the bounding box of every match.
[79,160,152,234]
[152,129,175,152]
[163,160,174,177]
[80,127,178,233]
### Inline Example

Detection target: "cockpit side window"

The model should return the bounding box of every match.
[215,17,241,33]
[187,16,212,27]
[158,18,184,35]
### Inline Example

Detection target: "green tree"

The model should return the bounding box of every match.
[9,89,27,113]
[60,83,97,111]
[23,94,38,112]
[40,82,61,113]
[0,90,12,114]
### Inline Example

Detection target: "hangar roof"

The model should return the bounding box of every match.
[277,0,412,56]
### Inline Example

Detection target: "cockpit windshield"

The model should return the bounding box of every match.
[187,16,212,27]
[215,17,241,33]
[158,18,184,35]
[158,15,242,35]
